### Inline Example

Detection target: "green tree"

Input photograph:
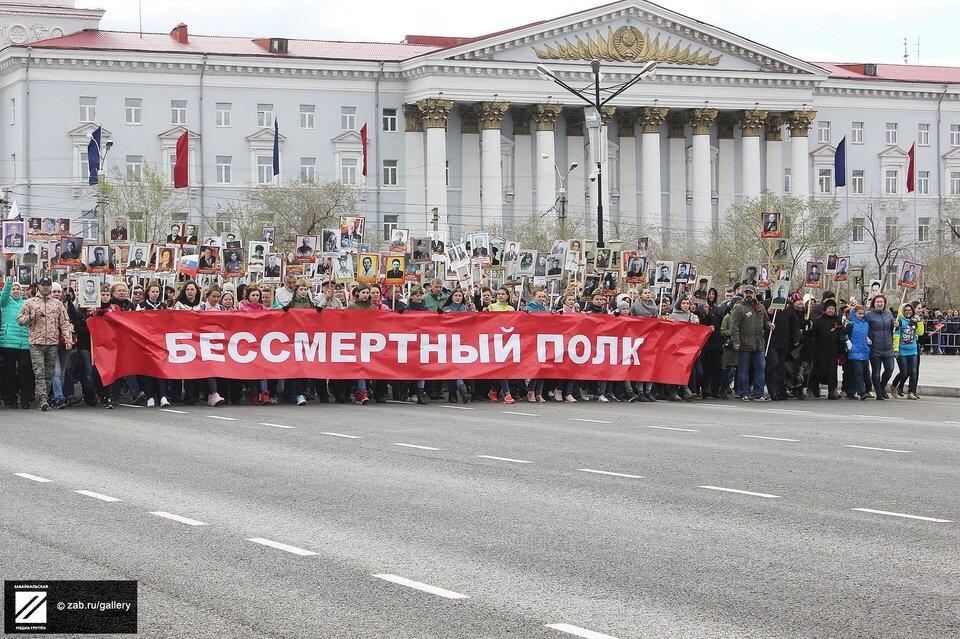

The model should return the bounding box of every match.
[99,164,182,243]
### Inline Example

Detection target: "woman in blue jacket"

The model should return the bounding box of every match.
[843,304,872,399]
[892,303,922,400]
[863,294,896,400]
[0,278,33,408]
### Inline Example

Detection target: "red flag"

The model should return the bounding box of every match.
[906,142,915,193]
[360,123,368,177]
[173,130,189,189]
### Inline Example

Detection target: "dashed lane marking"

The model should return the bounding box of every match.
[392,443,441,451]
[545,623,619,639]
[845,445,913,453]
[699,485,781,499]
[206,415,238,421]
[577,469,643,479]
[476,455,532,464]
[372,574,469,600]
[246,538,317,556]
[74,490,121,502]
[851,508,953,523]
[149,511,209,526]
[15,473,51,483]
[571,418,614,425]
[737,435,800,442]
[259,422,295,429]
[320,431,361,439]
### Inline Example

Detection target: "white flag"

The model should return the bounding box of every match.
[6,199,19,220]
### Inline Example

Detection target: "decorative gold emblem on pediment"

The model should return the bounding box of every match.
[534,26,720,66]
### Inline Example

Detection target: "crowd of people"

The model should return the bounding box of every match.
[1,270,955,411]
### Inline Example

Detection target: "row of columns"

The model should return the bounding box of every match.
[403,98,817,235]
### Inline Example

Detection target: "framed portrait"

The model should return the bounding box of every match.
[654,261,674,288]
[770,278,791,311]
[623,252,646,284]
[109,216,129,242]
[222,248,245,277]
[320,228,341,255]
[183,223,199,245]
[84,244,110,273]
[248,241,268,267]
[692,275,712,299]
[868,279,883,297]
[388,228,410,254]
[57,218,71,237]
[340,216,365,252]
[383,255,406,285]
[804,260,825,288]
[153,245,179,273]
[448,242,470,270]
[741,263,760,286]
[490,237,504,267]
[294,235,318,264]
[771,238,791,266]
[545,254,564,277]
[76,274,102,309]
[534,252,548,278]
[582,273,601,301]
[127,243,151,270]
[57,236,83,266]
[165,223,185,244]
[357,252,379,284]
[636,236,649,255]
[833,256,850,282]
[897,261,922,289]
[261,227,275,244]
[429,231,447,257]
[404,259,422,283]
[263,253,282,281]
[469,232,491,265]
[411,237,432,263]
[676,261,692,284]
[601,270,620,294]
[517,250,536,277]
[26,217,43,239]
[594,248,612,270]
[21,242,40,267]
[503,241,520,263]
[826,254,839,272]
[17,265,34,286]
[197,246,221,274]
[761,211,782,239]
[2,220,26,253]
[221,232,241,249]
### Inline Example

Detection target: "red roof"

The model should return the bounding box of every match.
[816,62,960,84]
[25,29,441,61]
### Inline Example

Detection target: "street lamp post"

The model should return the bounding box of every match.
[94,139,114,243]
[537,59,656,248]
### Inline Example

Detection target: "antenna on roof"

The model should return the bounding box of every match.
[916,36,920,65]
[138,0,143,39]
[903,37,908,64]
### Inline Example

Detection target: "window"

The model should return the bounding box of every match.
[852,169,865,194]
[446,160,450,187]
[215,102,232,127]
[950,170,960,196]
[884,169,898,195]
[951,124,960,147]
[851,122,864,144]
[885,216,898,240]
[885,122,898,146]
[817,121,830,143]
[9,97,14,125]
[79,96,96,123]
[300,105,315,129]
[10,154,14,181]
[339,157,358,184]
[382,214,399,242]
[885,263,899,291]
[382,108,398,132]
[215,156,232,184]
[80,148,90,183]
[852,217,865,243]
[918,217,930,242]
[918,123,930,147]
[256,155,274,185]
[300,157,316,182]
[918,170,930,195]
[171,99,187,125]
[783,168,791,193]
[125,155,144,181]
[125,98,142,125]
[817,167,833,194]
[257,104,274,128]
[382,159,398,186]
[168,154,177,184]
[340,106,356,131]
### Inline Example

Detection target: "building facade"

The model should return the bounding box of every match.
[0,0,959,278]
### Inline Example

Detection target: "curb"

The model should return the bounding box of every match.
[917,385,960,399]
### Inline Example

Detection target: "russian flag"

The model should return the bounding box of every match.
[177,253,199,277]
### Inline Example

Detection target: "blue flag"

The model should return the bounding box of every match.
[272,119,280,177]
[834,136,846,188]
[87,126,102,185]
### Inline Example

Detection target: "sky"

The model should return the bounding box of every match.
[86,0,960,66]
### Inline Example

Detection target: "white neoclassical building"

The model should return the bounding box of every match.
[1,0,959,271]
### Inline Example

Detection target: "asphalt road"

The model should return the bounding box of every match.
[2,396,959,638]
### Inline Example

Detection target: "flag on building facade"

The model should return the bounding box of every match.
[834,136,846,187]
[87,126,102,185]
[272,119,280,177]
[906,142,916,193]
[173,130,189,189]
[360,123,368,177]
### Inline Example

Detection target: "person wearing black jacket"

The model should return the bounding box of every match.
[807,299,844,399]
[697,289,725,398]
[65,294,98,406]
[765,295,801,400]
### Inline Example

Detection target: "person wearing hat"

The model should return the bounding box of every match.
[728,284,772,401]
[17,276,72,411]
[807,298,844,399]
[1,276,33,409]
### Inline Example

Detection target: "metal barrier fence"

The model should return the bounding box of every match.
[929,327,960,354]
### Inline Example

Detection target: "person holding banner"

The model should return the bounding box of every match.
[524,290,550,403]
[629,287,660,401]
[485,287,518,405]
[346,284,376,405]
[134,283,171,407]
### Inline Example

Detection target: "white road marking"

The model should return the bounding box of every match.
[74,490,121,502]
[476,455,532,464]
[768,408,807,415]
[699,485,781,499]
[503,411,539,417]
[851,508,953,523]
[646,425,699,432]
[206,415,238,421]
[372,573,469,600]
[160,408,187,414]
[571,418,614,424]
[118,403,142,409]
[392,443,441,451]
[385,399,411,404]
[320,431,361,439]
[738,435,800,442]
[246,537,317,556]
[845,445,913,453]
[149,511,209,526]
[14,473,51,483]
[545,623,619,639]
[577,468,643,479]
[259,422,295,429]
[441,405,475,410]
[851,414,897,421]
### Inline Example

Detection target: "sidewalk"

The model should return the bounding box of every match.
[917,355,960,398]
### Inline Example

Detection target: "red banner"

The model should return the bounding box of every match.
[88,310,711,386]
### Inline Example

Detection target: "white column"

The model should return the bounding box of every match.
[618,111,638,228]
[690,108,717,237]
[718,127,735,217]
[459,109,480,229]
[479,101,508,229]
[567,124,585,222]
[765,114,784,194]
[402,105,427,234]
[418,98,454,231]
[667,115,686,240]
[513,115,533,225]
[533,103,562,216]
[740,109,766,200]
[789,110,815,199]
[639,107,666,229]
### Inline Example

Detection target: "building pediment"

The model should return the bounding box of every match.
[331,130,362,145]
[157,126,201,142]
[67,123,111,142]
[428,0,824,75]
[810,143,837,158]
[878,146,910,159]
[941,146,960,161]
[245,128,286,143]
